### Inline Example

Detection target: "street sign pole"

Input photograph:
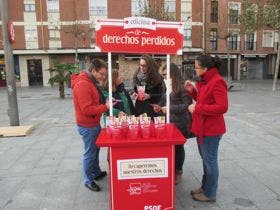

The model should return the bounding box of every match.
[0,0,20,126]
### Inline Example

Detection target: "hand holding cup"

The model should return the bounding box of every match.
[185,80,195,93]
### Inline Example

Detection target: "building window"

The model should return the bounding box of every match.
[47,0,59,12]
[228,31,239,50]
[181,0,191,21]
[245,33,256,50]
[229,9,238,24]
[164,0,176,13]
[263,31,274,48]
[25,28,38,41]
[184,29,191,41]
[131,0,148,16]
[24,4,36,12]
[211,0,218,23]
[89,0,108,16]
[25,27,38,49]
[228,2,240,24]
[210,28,217,50]
[49,29,60,40]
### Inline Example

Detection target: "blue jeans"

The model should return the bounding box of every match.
[197,135,222,199]
[78,125,102,185]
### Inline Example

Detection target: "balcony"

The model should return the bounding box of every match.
[89,6,108,16]
[245,41,257,50]
[228,41,240,50]
[210,41,217,50]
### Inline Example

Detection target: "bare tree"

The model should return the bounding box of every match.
[239,0,280,91]
[136,0,176,21]
[63,22,86,66]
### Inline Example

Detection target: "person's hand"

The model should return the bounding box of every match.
[105,99,117,109]
[118,111,126,117]
[161,106,167,114]
[131,92,138,100]
[151,104,161,113]
[105,100,110,109]
[185,80,195,93]
[188,103,196,113]
[137,92,149,101]
[143,93,150,100]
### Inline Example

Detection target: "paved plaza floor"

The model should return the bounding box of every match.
[0,80,280,210]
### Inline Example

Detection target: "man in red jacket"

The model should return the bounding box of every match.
[71,58,111,192]
[186,54,228,202]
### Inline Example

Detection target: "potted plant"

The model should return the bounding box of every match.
[47,61,79,98]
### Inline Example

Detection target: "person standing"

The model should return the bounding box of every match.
[185,54,228,202]
[71,59,112,192]
[133,54,163,117]
[154,63,193,185]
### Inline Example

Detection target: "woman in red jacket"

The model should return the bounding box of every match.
[186,54,228,202]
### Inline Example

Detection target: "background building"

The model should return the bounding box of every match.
[0,0,278,87]
[204,0,278,80]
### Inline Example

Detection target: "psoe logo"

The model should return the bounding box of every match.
[124,17,156,31]
[144,205,162,210]
[127,183,142,195]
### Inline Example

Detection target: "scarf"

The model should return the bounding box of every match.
[86,69,106,104]
[136,70,147,86]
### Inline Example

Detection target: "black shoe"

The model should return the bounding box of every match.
[94,171,107,181]
[85,181,100,192]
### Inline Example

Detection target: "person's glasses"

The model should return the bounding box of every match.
[162,73,167,76]
[194,66,203,70]
[97,71,107,78]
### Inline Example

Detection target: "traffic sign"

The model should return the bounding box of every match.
[7,20,15,44]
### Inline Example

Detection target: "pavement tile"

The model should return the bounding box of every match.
[1,82,280,210]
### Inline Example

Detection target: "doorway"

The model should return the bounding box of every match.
[27,59,43,86]
[220,59,235,80]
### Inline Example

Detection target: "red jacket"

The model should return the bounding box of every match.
[188,68,228,143]
[71,71,108,127]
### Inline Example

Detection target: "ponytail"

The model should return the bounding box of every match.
[212,56,221,69]
[196,54,221,70]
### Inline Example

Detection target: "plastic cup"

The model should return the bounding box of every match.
[149,122,155,137]
[110,124,122,139]
[105,116,113,137]
[128,124,139,140]
[137,85,145,101]
[121,122,129,138]
[141,124,150,139]
[155,123,166,139]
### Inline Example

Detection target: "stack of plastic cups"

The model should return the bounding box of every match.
[111,124,122,139]
[154,116,166,139]
[105,116,113,137]
[127,116,139,140]
[140,116,151,139]
[121,116,129,139]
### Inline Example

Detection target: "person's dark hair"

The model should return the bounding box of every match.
[195,54,221,70]
[89,58,107,72]
[162,63,184,95]
[133,54,161,86]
